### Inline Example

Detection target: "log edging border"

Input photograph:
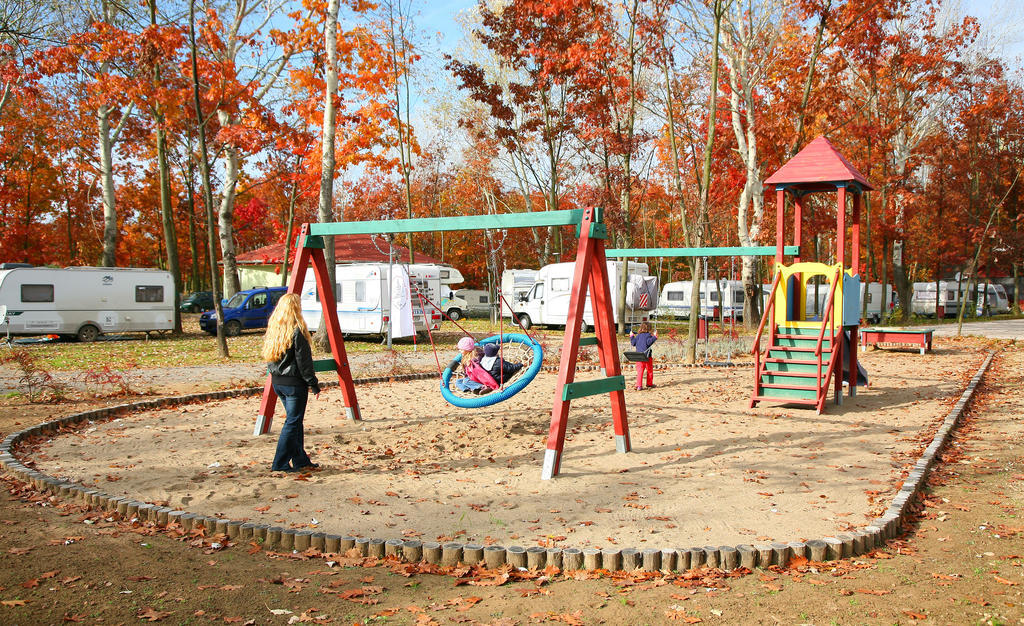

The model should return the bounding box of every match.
[0,352,994,573]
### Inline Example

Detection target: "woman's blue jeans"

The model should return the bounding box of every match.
[271,383,312,471]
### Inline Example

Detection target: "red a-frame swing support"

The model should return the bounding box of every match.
[253,207,629,480]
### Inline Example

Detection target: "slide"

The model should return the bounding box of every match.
[842,329,869,387]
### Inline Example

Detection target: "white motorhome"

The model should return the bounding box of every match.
[804,281,893,323]
[500,269,538,319]
[911,281,961,317]
[300,263,443,336]
[444,289,492,320]
[657,279,745,320]
[0,266,174,341]
[513,261,657,330]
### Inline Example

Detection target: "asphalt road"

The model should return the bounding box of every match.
[930,317,1024,340]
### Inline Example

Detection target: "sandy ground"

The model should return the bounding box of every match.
[27,343,986,551]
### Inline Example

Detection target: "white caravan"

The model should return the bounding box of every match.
[0,266,174,341]
[911,281,961,317]
[444,289,492,320]
[804,281,893,323]
[513,261,657,330]
[300,263,443,336]
[657,280,745,320]
[500,269,539,319]
[972,283,1010,315]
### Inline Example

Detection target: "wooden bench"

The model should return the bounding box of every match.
[860,327,934,355]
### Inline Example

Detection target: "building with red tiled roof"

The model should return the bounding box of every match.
[235,234,445,289]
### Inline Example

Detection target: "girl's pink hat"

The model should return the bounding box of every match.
[457,337,476,351]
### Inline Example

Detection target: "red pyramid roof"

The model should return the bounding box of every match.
[765,136,873,191]
[236,233,441,266]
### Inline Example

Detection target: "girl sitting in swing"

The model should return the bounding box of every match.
[452,337,498,394]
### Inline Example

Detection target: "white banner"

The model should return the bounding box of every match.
[390,265,415,338]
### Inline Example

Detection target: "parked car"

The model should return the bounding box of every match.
[179,290,214,313]
[199,286,287,336]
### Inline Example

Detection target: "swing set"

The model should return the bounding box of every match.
[255,207,630,480]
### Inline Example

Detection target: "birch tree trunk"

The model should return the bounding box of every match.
[722,2,774,328]
[216,109,242,297]
[98,104,118,267]
[314,0,341,351]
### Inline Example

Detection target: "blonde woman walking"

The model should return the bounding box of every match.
[262,294,321,472]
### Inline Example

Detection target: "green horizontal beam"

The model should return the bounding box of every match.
[577,336,599,347]
[307,209,585,238]
[313,358,340,373]
[605,245,799,258]
[562,375,625,401]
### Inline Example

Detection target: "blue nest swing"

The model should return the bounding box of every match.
[440,333,544,409]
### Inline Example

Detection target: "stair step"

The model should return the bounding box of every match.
[768,348,832,360]
[761,362,823,377]
[752,394,820,405]
[774,337,831,348]
[765,358,827,372]
[756,384,818,400]
[761,371,821,382]
[776,326,825,337]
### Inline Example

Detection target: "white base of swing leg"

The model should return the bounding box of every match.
[541,449,560,480]
[344,406,358,421]
[253,415,270,437]
[614,434,628,453]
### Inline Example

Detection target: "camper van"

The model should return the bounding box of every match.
[299,263,443,336]
[972,282,1010,316]
[657,280,745,320]
[500,269,538,319]
[804,282,893,323]
[0,266,174,341]
[443,289,492,320]
[512,261,657,330]
[911,281,961,317]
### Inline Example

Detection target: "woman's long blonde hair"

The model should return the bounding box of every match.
[261,294,312,362]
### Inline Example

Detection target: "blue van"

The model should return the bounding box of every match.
[199,286,287,336]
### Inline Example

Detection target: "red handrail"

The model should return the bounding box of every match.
[814,268,841,397]
[752,272,783,357]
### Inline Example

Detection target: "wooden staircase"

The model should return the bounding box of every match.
[750,268,842,413]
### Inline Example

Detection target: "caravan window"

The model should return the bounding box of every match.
[135,285,164,303]
[21,284,54,302]
[314,284,342,303]
[478,295,488,304]
[354,280,366,301]
[734,290,744,303]
[551,278,570,292]
[666,291,685,301]
[440,270,450,280]
[533,283,545,299]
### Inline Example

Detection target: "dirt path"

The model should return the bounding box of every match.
[0,343,1021,624]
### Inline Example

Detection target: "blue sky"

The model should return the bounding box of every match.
[415,0,1024,66]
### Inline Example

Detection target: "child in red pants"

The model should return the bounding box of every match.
[629,322,657,390]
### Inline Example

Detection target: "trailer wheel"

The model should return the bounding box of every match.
[516,314,532,330]
[224,320,242,337]
[77,324,100,343]
[447,308,463,321]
